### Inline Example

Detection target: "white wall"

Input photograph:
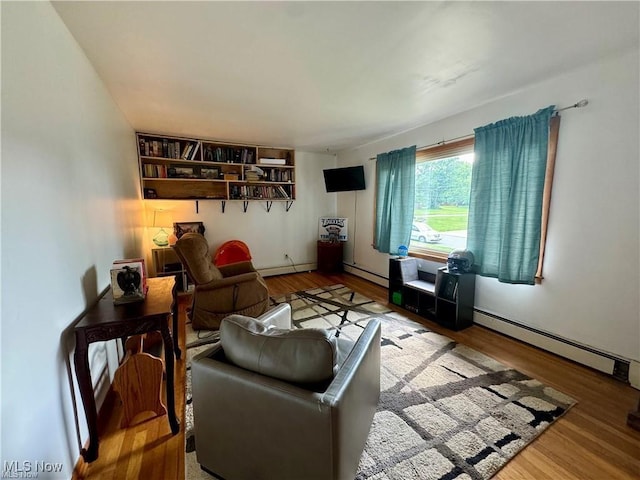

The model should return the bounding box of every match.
[1,2,142,476]
[336,48,640,364]
[143,151,336,273]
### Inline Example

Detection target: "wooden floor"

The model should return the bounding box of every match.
[74,271,640,479]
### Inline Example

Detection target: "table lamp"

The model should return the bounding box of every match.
[152,209,172,247]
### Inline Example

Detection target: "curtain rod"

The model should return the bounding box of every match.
[368,133,474,160]
[368,99,588,160]
[554,98,588,114]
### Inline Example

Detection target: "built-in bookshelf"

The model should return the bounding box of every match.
[137,133,295,211]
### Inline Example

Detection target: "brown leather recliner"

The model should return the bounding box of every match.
[172,233,269,330]
[191,305,381,480]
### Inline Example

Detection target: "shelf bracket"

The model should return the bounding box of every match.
[285,200,294,212]
[243,201,249,213]
[266,201,273,212]
[221,200,226,213]
[195,200,199,214]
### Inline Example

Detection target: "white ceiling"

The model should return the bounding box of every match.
[52,1,639,152]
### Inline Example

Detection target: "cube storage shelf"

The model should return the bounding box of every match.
[389,257,475,331]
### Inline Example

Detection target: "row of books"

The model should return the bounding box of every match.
[243,165,293,182]
[264,168,293,182]
[230,185,292,200]
[204,146,255,164]
[139,138,200,160]
[181,142,201,160]
[143,164,168,178]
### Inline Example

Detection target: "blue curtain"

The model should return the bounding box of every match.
[374,146,416,254]
[467,106,554,284]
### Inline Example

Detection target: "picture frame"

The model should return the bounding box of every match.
[201,167,219,179]
[174,221,205,239]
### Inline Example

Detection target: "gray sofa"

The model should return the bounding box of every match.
[191,304,381,480]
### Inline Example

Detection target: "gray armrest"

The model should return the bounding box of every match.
[257,303,292,329]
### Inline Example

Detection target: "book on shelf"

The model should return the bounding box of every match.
[181,143,192,159]
[143,164,168,178]
[189,142,200,160]
[440,277,457,300]
[167,141,180,159]
[277,185,290,199]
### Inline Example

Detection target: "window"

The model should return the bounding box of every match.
[410,137,475,260]
[408,115,559,280]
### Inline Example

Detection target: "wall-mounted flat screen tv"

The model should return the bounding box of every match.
[323,165,366,192]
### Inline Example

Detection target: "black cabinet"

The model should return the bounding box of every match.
[388,258,475,331]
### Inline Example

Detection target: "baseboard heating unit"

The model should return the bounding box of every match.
[473,309,638,388]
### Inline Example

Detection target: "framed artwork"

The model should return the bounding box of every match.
[174,222,205,239]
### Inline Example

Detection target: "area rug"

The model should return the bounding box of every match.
[185,284,575,480]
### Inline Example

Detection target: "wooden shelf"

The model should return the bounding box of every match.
[137,132,295,206]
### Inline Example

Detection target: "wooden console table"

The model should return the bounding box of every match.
[74,276,180,462]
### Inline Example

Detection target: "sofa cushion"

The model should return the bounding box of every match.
[220,314,337,384]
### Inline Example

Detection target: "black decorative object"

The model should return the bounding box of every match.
[117,266,142,296]
[110,261,146,305]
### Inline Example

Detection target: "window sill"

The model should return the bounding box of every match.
[408,249,448,264]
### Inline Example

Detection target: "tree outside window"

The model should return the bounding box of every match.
[410,139,474,258]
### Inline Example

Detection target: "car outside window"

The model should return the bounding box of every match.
[410,138,474,259]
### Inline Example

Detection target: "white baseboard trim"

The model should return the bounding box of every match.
[474,310,639,390]
[259,263,316,277]
[343,263,388,287]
